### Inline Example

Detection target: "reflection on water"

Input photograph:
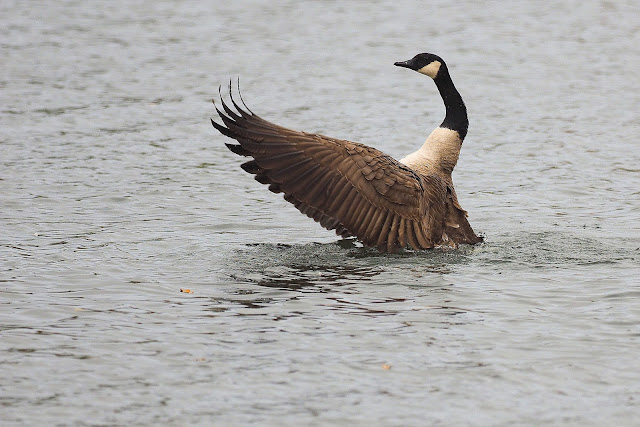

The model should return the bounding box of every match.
[224,241,473,287]
[202,241,484,320]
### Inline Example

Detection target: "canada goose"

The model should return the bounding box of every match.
[211,53,482,253]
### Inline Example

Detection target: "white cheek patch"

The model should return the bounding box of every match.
[418,61,441,79]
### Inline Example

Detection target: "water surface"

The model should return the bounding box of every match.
[1,0,639,425]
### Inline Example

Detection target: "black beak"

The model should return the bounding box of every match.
[394,60,412,69]
[393,60,413,70]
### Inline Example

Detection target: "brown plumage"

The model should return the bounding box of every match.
[211,53,482,253]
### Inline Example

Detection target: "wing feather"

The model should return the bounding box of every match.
[365,209,387,246]
[386,215,398,253]
[212,84,448,252]
[397,217,407,249]
[413,220,431,248]
[404,220,419,250]
[376,212,394,250]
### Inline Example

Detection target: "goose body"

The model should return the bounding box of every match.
[211,53,482,253]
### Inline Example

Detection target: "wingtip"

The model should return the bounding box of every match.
[211,117,234,137]
[213,104,227,121]
[228,77,252,118]
[237,77,255,115]
[215,80,242,121]
[213,77,257,118]
[225,142,251,156]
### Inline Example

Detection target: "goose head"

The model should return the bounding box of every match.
[394,53,444,79]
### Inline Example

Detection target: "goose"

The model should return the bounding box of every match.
[211,52,482,253]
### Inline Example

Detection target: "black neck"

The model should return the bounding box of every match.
[434,67,468,140]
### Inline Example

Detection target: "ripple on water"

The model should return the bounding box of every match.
[2,0,640,425]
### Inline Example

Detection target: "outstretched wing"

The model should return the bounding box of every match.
[211,83,448,252]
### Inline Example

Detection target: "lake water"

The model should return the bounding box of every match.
[1,0,639,425]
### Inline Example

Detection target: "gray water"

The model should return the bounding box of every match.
[2,0,640,425]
